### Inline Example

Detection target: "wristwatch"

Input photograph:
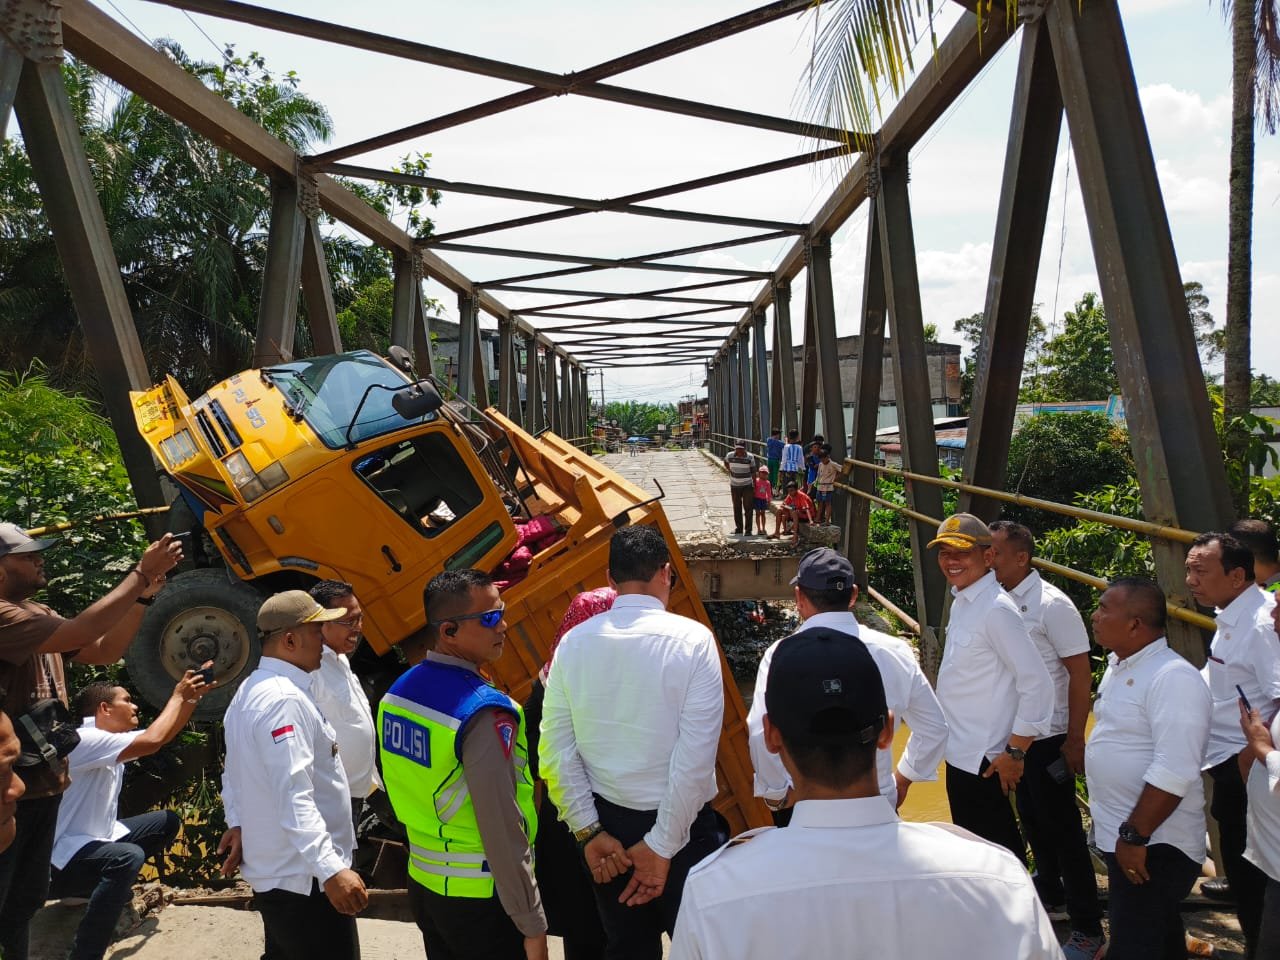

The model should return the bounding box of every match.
[1117,821,1151,847]
[1003,744,1026,762]
[573,822,603,846]
[764,795,787,812]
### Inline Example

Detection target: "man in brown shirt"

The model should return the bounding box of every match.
[0,522,181,960]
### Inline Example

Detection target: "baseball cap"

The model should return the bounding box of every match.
[765,627,887,744]
[734,439,746,449]
[927,512,992,550]
[0,523,59,558]
[758,465,769,473]
[790,547,854,591]
[257,590,346,634]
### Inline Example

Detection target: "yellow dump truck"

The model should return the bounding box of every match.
[129,347,767,834]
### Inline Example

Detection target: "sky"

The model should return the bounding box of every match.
[101,0,1279,406]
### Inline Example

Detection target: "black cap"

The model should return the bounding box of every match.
[790,547,854,591]
[765,627,887,744]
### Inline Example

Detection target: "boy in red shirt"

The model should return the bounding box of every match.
[770,482,814,544]
[752,467,773,537]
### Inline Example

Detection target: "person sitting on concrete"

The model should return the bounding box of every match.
[769,482,814,544]
[50,670,213,960]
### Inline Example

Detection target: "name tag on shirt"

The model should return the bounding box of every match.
[383,712,431,766]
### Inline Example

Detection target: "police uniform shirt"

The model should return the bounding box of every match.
[312,645,383,799]
[936,571,1053,774]
[1005,571,1091,738]
[540,593,723,858]
[669,796,1062,960]
[222,656,354,894]
[747,612,948,806]
[1086,638,1211,863]
[1201,584,1280,768]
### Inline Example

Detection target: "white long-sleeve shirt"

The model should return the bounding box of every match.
[1202,585,1280,768]
[936,571,1053,774]
[1006,571,1091,738]
[747,612,948,806]
[1245,709,1280,882]
[539,593,723,859]
[670,796,1063,960]
[1086,638,1211,863]
[222,657,354,895]
[311,646,382,799]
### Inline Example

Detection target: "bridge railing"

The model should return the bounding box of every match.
[708,432,768,459]
[837,457,1215,633]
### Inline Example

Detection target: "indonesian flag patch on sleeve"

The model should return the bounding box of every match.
[493,715,516,759]
[271,724,295,744]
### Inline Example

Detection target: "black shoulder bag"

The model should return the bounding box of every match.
[14,657,80,770]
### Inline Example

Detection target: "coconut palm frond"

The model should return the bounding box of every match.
[803,0,1026,159]
[1256,0,1280,133]
[803,0,938,154]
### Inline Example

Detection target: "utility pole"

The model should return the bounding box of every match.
[597,369,606,418]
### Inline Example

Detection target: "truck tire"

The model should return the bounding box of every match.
[126,569,265,720]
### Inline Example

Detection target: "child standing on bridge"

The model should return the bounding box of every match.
[753,467,773,537]
[814,445,838,524]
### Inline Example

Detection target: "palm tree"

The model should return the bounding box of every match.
[1222,0,1280,510]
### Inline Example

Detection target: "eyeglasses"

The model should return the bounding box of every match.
[435,606,505,629]
[333,615,364,629]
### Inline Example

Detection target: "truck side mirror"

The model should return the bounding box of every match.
[393,382,444,420]
[387,345,415,374]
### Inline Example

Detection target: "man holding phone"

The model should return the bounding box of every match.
[988,521,1104,960]
[50,669,213,960]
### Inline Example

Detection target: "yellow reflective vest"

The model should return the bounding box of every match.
[378,659,537,898]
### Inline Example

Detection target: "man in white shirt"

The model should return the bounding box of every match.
[541,525,726,960]
[1086,577,1212,960]
[217,590,366,960]
[931,513,1053,861]
[48,671,211,960]
[671,627,1061,960]
[1240,596,1280,956]
[1187,531,1280,956]
[988,521,1104,959]
[307,581,382,824]
[747,547,947,821]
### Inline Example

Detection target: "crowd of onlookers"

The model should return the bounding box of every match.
[6,496,1280,959]
[724,429,837,541]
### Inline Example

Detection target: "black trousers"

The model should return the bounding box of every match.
[729,486,753,533]
[0,793,62,960]
[945,761,1025,865]
[1258,875,1280,960]
[408,880,525,960]
[591,795,726,960]
[1104,845,1200,960]
[1209,755,1267,956]
[1014,734,1103,935]
[255,881,360,960]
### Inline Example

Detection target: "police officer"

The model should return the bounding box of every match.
[379,569,546,960]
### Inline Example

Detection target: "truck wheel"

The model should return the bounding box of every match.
[126,569,265,720]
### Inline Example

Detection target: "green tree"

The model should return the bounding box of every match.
[954,307,1046,411]
[1185,280,1225,365]
[1004,412,1133,529]
[0,45,439,398]
[0,366,148,613]
[1026,293,1116,402]
[1252,373,1280,406]
[603,401,679,437]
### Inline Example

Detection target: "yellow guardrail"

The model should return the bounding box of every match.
[25,506,171,537]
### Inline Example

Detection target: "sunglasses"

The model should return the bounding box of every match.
[438,606,505,629]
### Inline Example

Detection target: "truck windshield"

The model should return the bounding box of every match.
[264,350,436,448]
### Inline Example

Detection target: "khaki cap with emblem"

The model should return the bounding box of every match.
[927,512,992,550]
[257,590,346,634]
[0,522,59,558]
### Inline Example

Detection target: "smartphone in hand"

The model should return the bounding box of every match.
[1237,684,1253,712]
